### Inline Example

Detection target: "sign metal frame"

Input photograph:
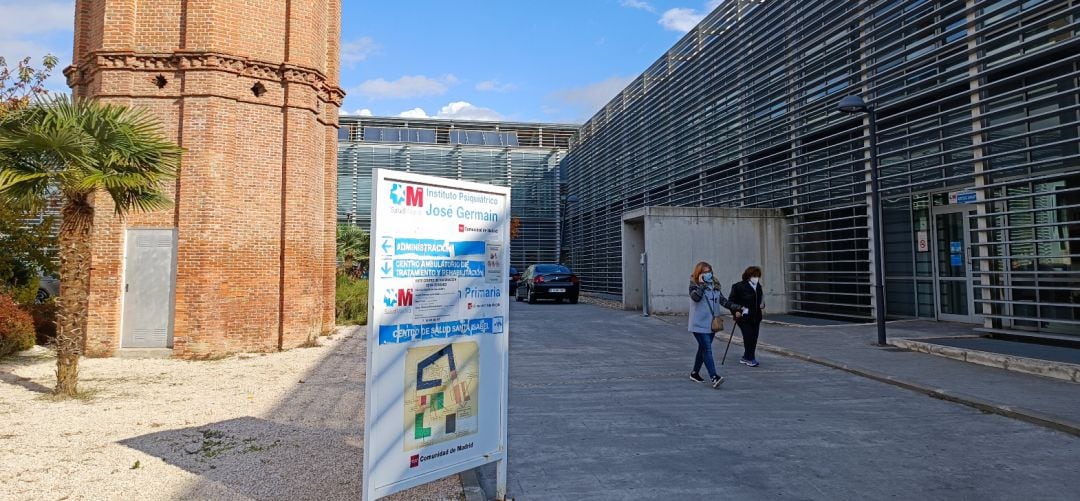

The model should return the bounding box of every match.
[362,169,510,500]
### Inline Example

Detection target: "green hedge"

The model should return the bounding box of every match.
[336,275,368,325]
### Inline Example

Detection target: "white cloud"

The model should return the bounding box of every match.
[348,108,373,116]
[550,75,634,119]
[475,80,516,93]
[393,102,504,121]
[435,101,502,121]
[355,74,458,100]
[0,40,54,62]
[0,2,74,36]
[658,7,706,32]
[620,0,655,13]
[397,107,428,119]
[0,3,75,95]
[340,37,378,68]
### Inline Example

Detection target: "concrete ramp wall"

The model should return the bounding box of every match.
[622,206,788,315]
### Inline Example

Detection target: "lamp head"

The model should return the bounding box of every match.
[838,95,868,113]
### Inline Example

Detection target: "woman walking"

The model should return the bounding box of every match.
[688,262,743,388]
[729,266,766,367]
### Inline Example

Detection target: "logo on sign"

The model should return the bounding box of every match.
[409,454,420,468]
[383,288,414,307]
[390,183,424,207]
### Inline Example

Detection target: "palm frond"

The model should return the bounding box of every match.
[0,94,182,217]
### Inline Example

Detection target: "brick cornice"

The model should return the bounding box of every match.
[64,50,345,106]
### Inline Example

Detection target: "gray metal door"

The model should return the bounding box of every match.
[121,229,176,348]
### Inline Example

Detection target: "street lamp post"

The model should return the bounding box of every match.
[838,95,887,346]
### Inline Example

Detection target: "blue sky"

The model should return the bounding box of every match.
[1,0,722,124]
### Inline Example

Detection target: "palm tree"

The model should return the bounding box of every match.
[0,96,182,396]
[337,224,369,278]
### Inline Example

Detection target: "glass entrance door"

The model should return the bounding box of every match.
[932,207,976,322]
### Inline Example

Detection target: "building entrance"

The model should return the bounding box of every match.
[931,205,977,323]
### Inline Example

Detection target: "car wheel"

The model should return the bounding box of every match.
[36,288,50,304]
[569,295,579,304]
[527,287,537,304]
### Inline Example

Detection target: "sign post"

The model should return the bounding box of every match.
[362,169,510,500]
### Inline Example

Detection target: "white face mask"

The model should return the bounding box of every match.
[701,272,713,283]
[749,277,759,286]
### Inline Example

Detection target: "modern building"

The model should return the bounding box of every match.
[337,116,578,269]
[562,0,1079,337]
[67,0,342,357]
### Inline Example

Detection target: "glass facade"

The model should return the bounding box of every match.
[562,0,1080,335]
[337,116,578,270]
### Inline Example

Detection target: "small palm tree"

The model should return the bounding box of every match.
[337,224,369,278]
[0,95,182,396]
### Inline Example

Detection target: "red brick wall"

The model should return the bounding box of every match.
[68,0,342,358]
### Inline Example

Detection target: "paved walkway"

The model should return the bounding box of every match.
[709,317,1080,435]
[472,301,1079,500]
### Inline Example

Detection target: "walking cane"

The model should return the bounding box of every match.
[720,316,739,365]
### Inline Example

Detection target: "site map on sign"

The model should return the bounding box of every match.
[403,341,480,451]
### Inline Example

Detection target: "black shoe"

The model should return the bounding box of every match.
[689,372,705,383]
[711,375,725,388]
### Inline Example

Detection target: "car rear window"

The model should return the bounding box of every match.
[535,264,571,274]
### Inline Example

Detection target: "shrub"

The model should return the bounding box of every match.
[336,275,368,325]
[0,292,36,356]
[27,301,57,345]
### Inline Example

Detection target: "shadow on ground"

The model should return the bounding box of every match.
[0,355,55,394]
[120,415,361,499]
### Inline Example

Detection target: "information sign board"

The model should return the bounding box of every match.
[362,169,510,500]
[949,189,979,204]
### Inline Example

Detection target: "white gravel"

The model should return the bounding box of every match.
[0,327,463,501]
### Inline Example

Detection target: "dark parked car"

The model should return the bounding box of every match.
[509,266,521,296]
[515,263,579,304]
[37,274,60,304]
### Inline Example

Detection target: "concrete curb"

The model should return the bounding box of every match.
[755,341,1080,438]
[889,338,1080,383]
[459,469,486,501]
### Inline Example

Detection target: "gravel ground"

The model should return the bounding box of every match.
[0,328,462,501]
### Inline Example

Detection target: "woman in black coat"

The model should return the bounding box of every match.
[729,266,765,367]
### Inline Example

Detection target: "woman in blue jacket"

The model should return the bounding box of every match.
[688,261,743,388]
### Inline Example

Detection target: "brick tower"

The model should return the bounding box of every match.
[65,1,343,358]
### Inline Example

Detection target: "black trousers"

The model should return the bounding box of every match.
[737,316,761,360]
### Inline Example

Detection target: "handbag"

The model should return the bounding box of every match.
[704,286,724,333]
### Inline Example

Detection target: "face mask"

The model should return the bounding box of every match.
[701,272,713,282]
[749,277,759,285]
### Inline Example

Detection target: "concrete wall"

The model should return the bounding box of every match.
[622,207,788,315]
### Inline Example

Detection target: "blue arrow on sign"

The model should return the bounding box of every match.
[380,262,392,275]
[381,238,393,253]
